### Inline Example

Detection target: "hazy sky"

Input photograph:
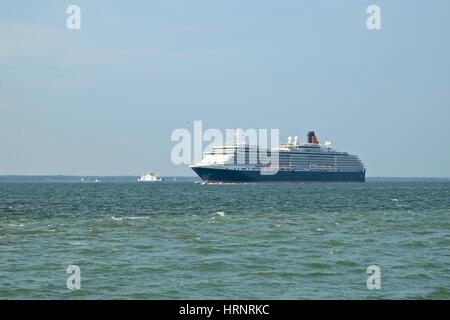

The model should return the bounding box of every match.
[1,1,449,176]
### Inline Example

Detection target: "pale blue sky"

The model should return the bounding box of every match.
[1,1,449,176]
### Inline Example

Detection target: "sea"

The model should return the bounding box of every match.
[0,177,449,299]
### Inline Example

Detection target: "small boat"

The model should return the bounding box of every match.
[138,172,163,182]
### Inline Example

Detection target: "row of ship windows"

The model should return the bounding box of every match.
[205,155,362,165]
[208,150,350,157]
[236,158,362,164]
[283,159,362,164]
[211,153,360,160]
[209,160,363,167]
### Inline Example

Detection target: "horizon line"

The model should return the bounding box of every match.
[1,175,450,179]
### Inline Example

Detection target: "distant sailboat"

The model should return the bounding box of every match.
[81,177,101,183]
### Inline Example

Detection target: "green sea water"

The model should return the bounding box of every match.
[1,179,449,299]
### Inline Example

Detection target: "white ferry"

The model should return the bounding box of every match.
[138,172,163,182]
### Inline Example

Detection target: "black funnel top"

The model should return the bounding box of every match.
[307,131,316,143]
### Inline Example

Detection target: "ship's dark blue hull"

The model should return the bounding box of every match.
[192,167,365,182]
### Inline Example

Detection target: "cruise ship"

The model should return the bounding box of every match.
[190,131,366,182]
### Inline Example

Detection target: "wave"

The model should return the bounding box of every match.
[110,215,149,221]
[422,287,450,299]
[401,240,428,249]
[209,211,226,221]
[8,223,24,228]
